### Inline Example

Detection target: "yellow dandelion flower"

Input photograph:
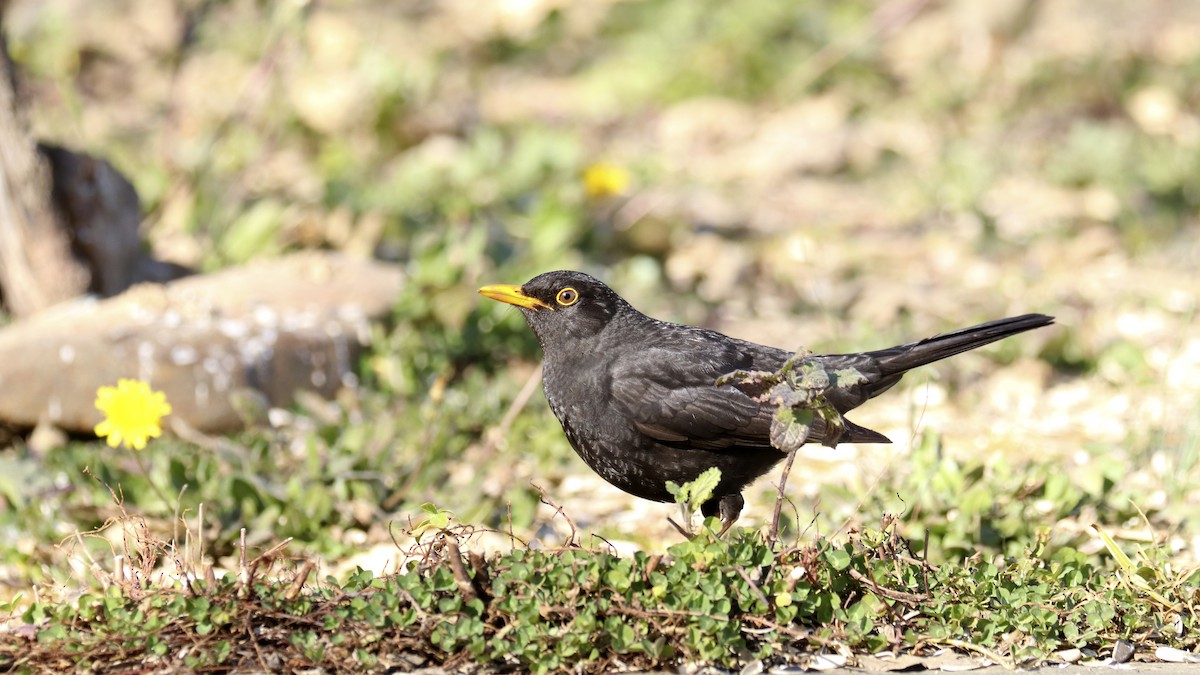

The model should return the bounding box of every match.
[582,161,631,199]
[94,379,172,451]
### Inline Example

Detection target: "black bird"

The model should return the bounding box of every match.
[479,270,1053,532]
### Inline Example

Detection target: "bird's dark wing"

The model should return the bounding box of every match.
[607,338,777,450]
[608,332,892,448]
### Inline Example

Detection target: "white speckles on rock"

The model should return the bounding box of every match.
[252,305,278,327]
[217,318,250,339]
[239,331,277,366]
[267,408,293,428]
[127,302,158,324]
[137,341,157,381]
[169,345,198,366]
[137,341,156,361]
[216,354,238,391]
[335,305,365,322]
[202,356,222,376]
[0,253,404,432]
[332,333,352,374]
[280,309,320,332]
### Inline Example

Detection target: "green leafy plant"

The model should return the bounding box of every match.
[718,354,866,451]
[665,467,722,536]
[411,503,455,542]
[11,521,1200,672]
[718,353,867,536]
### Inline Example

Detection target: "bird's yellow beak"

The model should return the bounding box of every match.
[478,284,552,311]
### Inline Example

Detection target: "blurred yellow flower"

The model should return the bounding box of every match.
[94,379,172,451]
[582,162,631,199]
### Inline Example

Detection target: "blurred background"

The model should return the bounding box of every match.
[2,0,1199,596]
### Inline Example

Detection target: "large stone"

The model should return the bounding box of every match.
[0,253,403,434]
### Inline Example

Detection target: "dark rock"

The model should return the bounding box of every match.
[1111,638,1136,664]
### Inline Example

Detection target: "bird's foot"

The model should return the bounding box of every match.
[716,493,743,536]
[695,493,744,538]
[716,516,736,537]
[669,492,742,540]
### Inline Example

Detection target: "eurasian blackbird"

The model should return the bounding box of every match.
[479,270,1053,531]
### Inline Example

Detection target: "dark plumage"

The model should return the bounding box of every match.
[479,270,1053,531]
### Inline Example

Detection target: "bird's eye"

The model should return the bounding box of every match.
[556,287,579,306]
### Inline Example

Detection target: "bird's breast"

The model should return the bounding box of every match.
[542,360,667,498]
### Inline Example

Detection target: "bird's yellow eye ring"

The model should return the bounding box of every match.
[556,287,579,306]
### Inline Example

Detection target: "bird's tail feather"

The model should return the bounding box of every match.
[874,313,1054,377]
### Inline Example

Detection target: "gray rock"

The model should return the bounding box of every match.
[0,252,402,434]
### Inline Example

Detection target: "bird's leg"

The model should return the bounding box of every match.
[701,494,744,537]
[770,449,799,542]
[717,493,744,536]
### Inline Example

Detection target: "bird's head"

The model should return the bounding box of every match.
[478,270,629,348]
